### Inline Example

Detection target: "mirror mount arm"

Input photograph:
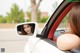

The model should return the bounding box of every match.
[36,34,44,39]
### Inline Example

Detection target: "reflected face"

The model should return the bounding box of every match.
[23,25,32,35]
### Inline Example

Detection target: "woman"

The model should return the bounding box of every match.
[57,3,80,50]
[21,24,35,35]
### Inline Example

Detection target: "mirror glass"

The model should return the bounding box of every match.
[17,23,35,36]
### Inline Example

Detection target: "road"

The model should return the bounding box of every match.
[0,29,29,53]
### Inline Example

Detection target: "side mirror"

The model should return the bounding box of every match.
[16,22,38,36]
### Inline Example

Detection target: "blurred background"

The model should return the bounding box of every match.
[0,0,64,28]
[0,0,69,53]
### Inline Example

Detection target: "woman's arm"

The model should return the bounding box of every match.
[57,34,80,50]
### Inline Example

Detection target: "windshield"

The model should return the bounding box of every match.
[0,0,63,53]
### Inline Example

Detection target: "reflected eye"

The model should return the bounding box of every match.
[26,25,30,28]
[23,25,30,29]
[23,27,26,29]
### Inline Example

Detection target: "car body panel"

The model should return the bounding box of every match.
[24,37,65,53]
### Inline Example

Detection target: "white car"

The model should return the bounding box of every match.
[17,0,80,53]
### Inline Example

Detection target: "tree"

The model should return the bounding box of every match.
[26,10,41,22]
[31,0,42,22]
[0,15,6,23]
[38,16,48,23]
[26,12,31,21]
[0,15,3,23]
[6,4,25,23]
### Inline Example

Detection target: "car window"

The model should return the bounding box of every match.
[0,0,63,53]
[54,13,69,38]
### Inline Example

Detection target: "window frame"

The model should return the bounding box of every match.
[40,1,77,41]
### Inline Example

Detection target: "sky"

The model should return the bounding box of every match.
[0,0,63,16]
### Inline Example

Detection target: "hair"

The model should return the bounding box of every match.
[69,3,80,37]
[21,24,35,35]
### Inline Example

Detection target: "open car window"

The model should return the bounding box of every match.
[54,13,69,38]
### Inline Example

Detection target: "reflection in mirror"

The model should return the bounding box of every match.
[17,23,35,36]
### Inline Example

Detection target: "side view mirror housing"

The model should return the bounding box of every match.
[16,22,38,36]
